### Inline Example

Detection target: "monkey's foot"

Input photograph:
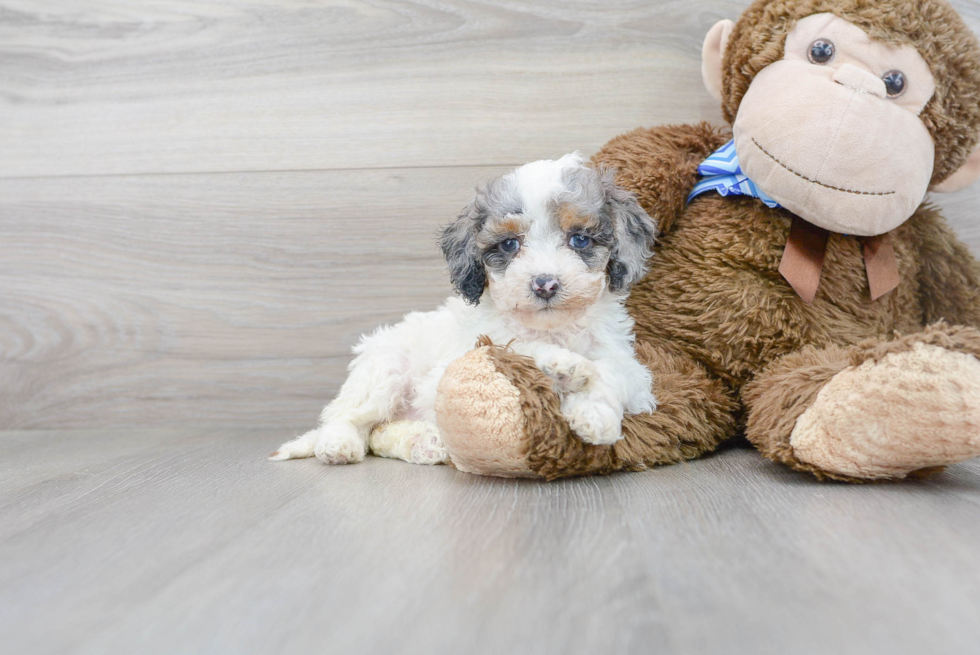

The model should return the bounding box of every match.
[790,343,980,479]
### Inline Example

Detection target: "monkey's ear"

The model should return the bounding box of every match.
[440,200,487,305]
[601,169,657,293]
[702,19,734,102]
[932,143,980,193]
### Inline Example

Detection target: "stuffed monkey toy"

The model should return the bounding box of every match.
[433,0,980,481]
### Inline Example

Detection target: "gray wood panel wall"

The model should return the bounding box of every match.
[3,0,980,430]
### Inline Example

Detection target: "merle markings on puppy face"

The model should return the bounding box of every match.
[600,169,658,291]
[440,175,525,305]
[440,200,487,305]
[440,154,657,328]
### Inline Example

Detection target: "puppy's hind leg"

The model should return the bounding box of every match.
[269,430,318,461]
[269,421,365,465]
[271,327,413,465]
[368,421,448,465]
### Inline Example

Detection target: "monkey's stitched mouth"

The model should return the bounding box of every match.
[750,138,896,197]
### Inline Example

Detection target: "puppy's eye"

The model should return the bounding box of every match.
[499,238,521,254]
[569,234,592,250]
[808,39,835,65]
[882,70,907,98]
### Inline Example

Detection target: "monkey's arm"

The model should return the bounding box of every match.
[435,340,737,480]
[913,206,980,329]
[592,122,731,236]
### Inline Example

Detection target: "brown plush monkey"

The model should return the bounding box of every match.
[434,0,980,481]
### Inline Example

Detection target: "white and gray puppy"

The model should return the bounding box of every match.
[271,153,658,466]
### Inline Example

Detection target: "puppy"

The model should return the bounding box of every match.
[271,153,658,466]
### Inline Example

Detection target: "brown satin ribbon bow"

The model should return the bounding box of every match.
[778,215,900,304]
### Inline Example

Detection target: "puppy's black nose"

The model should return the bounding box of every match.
[532,276,560,300]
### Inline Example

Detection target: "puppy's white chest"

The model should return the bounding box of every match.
[558,331,600,358]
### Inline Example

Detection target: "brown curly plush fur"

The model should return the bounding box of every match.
[598,125,970,387]
[594,122,980,479]
[722,0,980,185]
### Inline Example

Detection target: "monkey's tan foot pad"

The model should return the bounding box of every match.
[434,347,539,478]
[790,342,980,479]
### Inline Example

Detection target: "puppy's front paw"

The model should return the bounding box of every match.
[313,422,366,465]
[538,350,597,393]
[561,392,624,446]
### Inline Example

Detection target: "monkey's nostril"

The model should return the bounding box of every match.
[532,276,561,300]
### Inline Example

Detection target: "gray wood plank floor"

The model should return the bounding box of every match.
[3,430,980,655]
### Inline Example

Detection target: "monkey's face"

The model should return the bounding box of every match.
[731,14,938,236]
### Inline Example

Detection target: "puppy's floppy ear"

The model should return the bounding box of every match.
[601,167,657,292]
[440,198,487,305]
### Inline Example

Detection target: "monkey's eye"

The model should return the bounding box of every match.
[808,39,835,65]
[499,238,521,254]
[882,70,907,98]
[569,234,592,250]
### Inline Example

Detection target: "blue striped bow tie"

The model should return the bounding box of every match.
[688,139,781,208]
